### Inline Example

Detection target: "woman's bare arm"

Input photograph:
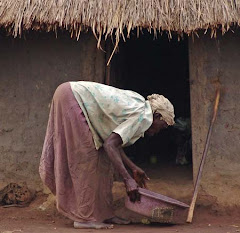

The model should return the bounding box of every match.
[119,148,138,171]
[119,148,150,188]
[103,133,131,180]
[103,133,139,202]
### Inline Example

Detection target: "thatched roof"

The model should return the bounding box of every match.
[0,0,239,42]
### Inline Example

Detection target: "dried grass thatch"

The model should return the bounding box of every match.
[0,0,239,43]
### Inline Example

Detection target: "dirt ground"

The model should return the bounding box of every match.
[1,199,240,233]
[1,164,240,233]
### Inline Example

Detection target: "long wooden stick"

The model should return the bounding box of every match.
[105,39,112,85]
[186,87,221,223]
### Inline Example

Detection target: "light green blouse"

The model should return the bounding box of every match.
[70,81,153,150]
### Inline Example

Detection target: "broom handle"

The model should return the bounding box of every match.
[186,87,220,223]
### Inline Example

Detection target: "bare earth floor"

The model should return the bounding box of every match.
[1,163,240,233]
[1,207,240,233]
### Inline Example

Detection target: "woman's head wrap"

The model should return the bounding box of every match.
[147,94,175,125]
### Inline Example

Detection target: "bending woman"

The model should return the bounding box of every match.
[39,81,175,229]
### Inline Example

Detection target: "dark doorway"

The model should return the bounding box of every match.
[110,31,191,170]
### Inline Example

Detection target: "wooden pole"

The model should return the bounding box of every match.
[186,87,221,223]
[105,39,112,85]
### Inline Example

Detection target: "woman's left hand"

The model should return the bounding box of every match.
[132,166,150,188]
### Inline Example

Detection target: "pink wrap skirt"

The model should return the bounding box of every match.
[39,82,114,222]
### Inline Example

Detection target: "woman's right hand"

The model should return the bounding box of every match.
[124,178,140,202]
[132,166,150,189]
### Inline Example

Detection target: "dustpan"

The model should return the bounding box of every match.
[125,187,189,224]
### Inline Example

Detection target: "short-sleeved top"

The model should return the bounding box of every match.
[70,81,153,150]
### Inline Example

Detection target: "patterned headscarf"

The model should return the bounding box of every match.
[147,94,175,125]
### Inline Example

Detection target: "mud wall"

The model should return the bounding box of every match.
[0,32,105,190]
[189,31,240,206]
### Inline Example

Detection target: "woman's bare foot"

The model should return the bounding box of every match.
[104,216,131,225]
[74,221,114,229]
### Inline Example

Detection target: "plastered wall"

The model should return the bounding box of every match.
[189,31,240,206]
[0,32,105,190]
